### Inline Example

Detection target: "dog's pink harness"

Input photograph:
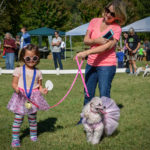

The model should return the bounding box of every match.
[84,119,103,130]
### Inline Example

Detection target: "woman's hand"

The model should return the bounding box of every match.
[93,37,108,45]
[76,51,89,59]
[132,50,137,54]
[4,44,12,48]
[40,88,48,95]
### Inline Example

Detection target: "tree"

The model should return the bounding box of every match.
[0,0,21,36]
[19,0,71,31]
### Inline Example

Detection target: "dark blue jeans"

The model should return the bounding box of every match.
[84,64,116,105]
[5,52,15,69]
[52,52,63,69]
[118,61,124,68]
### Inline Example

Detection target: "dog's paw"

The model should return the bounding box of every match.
[87,137,92,143]
[91,139,99,145]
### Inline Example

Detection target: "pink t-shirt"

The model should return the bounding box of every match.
[87,18,122,67]
[13,66,43,90]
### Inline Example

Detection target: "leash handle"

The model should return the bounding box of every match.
[75,56,90,97]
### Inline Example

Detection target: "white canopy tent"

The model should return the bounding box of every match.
[66,23,89,36]
[65,16,150,58]
[122,16,150,32]
[65,23,89,59]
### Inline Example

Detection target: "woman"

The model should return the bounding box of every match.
[76,0,127,124]
[4,33,16,69]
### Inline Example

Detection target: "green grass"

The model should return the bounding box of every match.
[0,58,150,150]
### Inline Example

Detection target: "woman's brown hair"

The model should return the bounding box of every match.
[103,0,127,25]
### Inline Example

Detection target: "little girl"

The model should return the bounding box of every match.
[7,44,50,147]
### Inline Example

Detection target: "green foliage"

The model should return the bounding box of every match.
[0,0,149,37]
[19,0,71,31]
[0,0,21,36]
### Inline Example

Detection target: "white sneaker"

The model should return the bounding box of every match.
[129,72,133,75]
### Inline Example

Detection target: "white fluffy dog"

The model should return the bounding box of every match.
[135,67,150,77]
[143,68,150,77]
[135,67,145,76]
[81,97,105,145]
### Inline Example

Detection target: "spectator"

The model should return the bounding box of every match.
[137,45,144,61]
[3,33,16,69]
[123,32,129,68]
[15,35,20,61]
[51,31,63,70]
[144,39,150,61]
[126,28,140,74]
[20,27,31,49]
[123,32,128,54]
[116,47,124,68]
[60,40,65,59]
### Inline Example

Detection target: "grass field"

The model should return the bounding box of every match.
[0,57,150,150]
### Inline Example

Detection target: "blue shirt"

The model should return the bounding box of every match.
[20,32,31,49]
[116,52,124,62]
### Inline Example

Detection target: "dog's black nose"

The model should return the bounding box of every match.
[103,106,106,109]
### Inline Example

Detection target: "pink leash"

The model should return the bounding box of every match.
[75,57,90,97]
[49,57,89,109]
[22,57,89,109]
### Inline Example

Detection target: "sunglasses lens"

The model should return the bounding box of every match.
[24,57,30,62]
[33,56,39,62]
[105,7,110,13]
[105,7,115,17]
[111,12,115,17]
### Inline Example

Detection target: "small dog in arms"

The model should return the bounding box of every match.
[81,97,120,145]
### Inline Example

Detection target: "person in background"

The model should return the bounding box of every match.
[126,28,140,74]
[20,27,31,49]
[15,35,20,62]
[123,32,128,54]
[144,39,150,61]
[123,32,129,68]
[3,33,16,69]
[51,31,63,70]
[116,47,124,68]
[60,40,65,59]
[137,44,144,61]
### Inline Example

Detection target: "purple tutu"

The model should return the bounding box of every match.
[7,90,50,115]
[101,96,120,136]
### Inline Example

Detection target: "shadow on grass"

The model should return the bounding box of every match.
[117,104,124,109]
[20,117,63,140]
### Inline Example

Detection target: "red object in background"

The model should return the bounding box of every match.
[2,48,6,56]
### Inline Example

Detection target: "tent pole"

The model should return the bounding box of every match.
[38,36,42,47]
[65,35,67,61]
[70,36,73,58]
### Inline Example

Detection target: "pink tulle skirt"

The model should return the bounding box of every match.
[7,90,50,115]
[101,96,120,136]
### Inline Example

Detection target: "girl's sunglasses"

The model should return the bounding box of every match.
[24,56,39,63]
[105,7,115,17]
